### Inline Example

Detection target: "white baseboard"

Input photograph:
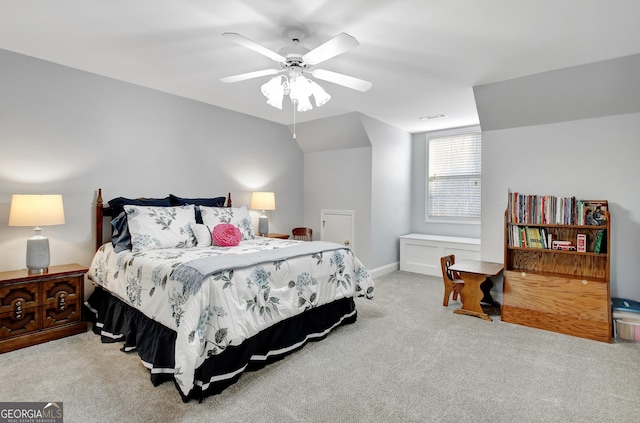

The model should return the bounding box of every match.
[369,261,399,279]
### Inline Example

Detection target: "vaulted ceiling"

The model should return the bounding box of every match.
[2,1,640,133]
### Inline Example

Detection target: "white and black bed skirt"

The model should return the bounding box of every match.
[85,287,357,402]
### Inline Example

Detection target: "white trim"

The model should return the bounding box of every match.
[140,359,177,374]
[369,262,398,279]
[195,308,357,389]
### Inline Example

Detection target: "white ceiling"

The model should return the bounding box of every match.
[2,0,640,133]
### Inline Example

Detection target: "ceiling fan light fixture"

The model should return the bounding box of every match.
[261,72,328,112]
[309,80,331,107]
[222,31,371,114]
[290,75,313,112]
[261,75,285,109]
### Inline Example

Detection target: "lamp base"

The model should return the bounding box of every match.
[26,234,50,274]
[258,215,269,237]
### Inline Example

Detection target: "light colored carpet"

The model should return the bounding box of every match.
[1,271,638,423]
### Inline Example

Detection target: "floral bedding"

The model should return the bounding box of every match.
[87,237,374,396]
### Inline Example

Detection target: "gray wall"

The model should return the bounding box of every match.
[0,49,303,273]
[303,146,373,266]
[363,115,412,269]
[475,54,640,300]
[300,113,412,270]
[475,54,640,130]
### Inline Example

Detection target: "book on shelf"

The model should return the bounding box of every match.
[526,227,544,248]
[509,225,548,249]
[519,226,527,248]
[509,226,608,253]
[577,234,587,253]
[507,191,608,227]
[594,229,607,253]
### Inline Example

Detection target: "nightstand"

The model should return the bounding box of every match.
[267,233,290,239]
[0,263,88,353]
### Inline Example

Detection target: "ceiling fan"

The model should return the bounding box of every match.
[220,29,372,112]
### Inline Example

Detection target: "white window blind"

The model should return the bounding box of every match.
[427,131,482,220]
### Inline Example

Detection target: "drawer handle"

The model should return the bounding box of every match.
[58,293,66,311]
[15,301,23,320]
[520,272,526,277]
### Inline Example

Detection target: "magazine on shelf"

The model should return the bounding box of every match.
[583,200,608,226]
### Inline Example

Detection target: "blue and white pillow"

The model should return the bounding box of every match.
[200,205,255,240]
[125,205,197,252]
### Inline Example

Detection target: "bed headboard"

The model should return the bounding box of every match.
[95,188,232,251]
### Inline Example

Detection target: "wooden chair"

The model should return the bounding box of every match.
[292,227,313,241]
[440,254,465,306]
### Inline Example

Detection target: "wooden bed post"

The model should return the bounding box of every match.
[96,188,104,251]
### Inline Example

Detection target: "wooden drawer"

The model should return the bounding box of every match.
[0,306,41,339]
[40,274,83,328]
[42,298,82,328]
[0,282,38,314]
[503,270,611,342]
[0,282,40,339]
[41,275,82,306]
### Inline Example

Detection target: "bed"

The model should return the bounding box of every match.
[86,189,375,402]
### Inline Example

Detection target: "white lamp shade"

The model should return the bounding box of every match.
[8,194,65,274]
[250,192,276,211]
[309,80,331,107]
[9,194,65,226]
[290,76,313,112]
[261,76,285,109]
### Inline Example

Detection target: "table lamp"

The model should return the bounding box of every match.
[250,192,275,236]
[8,194,65,274]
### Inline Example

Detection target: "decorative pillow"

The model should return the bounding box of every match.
[169,194,226,207]
[125,205,197,252]
[200,205,256,240]
[190,222,212,247]
[108,196,171,216]
[169,194,226,223]
[111,211,132,252]
[212,224,242,247]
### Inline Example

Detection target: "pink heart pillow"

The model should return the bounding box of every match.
[212,223,242,247]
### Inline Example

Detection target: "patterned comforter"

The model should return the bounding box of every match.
[87,237,374,396]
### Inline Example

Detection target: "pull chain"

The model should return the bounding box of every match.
[293,101,297,140]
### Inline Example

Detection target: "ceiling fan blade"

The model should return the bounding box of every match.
[303,32,359,66]
[222,32,286,63]
[311,69,372,92]
[220,69,282,83]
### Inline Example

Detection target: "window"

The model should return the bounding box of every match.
[426,128,481,222]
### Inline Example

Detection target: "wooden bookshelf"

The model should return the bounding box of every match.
[502,194,611,343]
